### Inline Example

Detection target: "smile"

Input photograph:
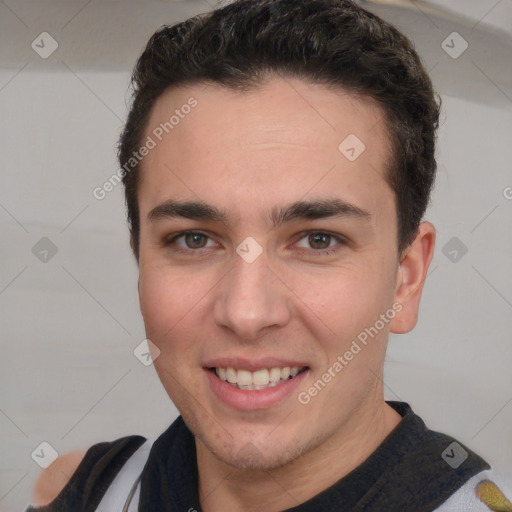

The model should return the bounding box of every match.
[205,364,310,410]
[212,366,308,390]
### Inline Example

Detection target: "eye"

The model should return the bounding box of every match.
[161,230,348,257]
[294,231,348,256]
[162,231,215,254]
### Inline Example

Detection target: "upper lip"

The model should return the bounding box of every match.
[203,357,309,372]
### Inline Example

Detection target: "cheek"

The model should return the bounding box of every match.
[139,271,170,336]
[138,268,199,345]
[139,271,207,389]
[292,262,388,341]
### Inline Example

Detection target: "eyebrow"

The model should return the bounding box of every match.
[147,198,372,227]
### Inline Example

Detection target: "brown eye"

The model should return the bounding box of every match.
[294,231,348,257]
[162,231,215,254]
[308,233,331,250]
[183,232,208,249]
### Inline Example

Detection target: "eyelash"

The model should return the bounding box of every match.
[161,230,348,257]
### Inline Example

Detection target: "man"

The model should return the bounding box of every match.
[27,0,512,510]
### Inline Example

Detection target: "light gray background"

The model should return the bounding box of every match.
[1,1,511,511]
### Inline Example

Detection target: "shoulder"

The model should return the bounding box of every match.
[433,468,512,511]
[32,450,87,507]
[376,402,497,510]
[26,435,147,512]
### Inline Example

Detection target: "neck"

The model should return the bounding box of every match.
[196,396,403,512]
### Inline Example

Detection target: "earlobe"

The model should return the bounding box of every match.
[390,222,436,334]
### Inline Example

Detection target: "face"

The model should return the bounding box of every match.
[136,76,405,471]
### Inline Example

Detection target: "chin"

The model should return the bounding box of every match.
[174,390,321,472]
[199,430,314,472]
[216,445,299,472]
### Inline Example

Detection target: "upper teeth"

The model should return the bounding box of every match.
[215,366,304,389]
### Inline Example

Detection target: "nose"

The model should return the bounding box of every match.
[213,246,291,341]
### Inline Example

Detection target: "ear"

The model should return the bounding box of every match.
[389,221,436,334]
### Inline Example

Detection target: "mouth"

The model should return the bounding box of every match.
[207,366,309,390]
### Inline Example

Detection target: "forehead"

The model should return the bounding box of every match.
[137,77,393,227]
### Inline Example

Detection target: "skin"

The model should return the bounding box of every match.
[32,450,86,505]
[136,76,436,511]
[33,75,436,509]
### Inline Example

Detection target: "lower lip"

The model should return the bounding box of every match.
[205,368,309,411]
